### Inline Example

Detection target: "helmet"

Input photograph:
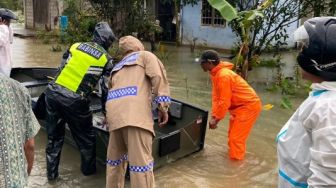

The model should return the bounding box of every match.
[294,17,336,81]
[93,22,117,50]
[0,8,18,20]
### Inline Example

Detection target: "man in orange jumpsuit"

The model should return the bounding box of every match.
[199,50,262,160]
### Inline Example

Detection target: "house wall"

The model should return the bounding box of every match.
[24,0,64,30]
[180,2,298,50]
[281,19,299,48]
[180,2,237,49]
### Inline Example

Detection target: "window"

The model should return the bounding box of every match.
[201,0,226,27]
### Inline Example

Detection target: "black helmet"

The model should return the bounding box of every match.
[0,8,18,20]
[295,17,336,81]
[93,22,117,50]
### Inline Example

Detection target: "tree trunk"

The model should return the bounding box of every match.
[240,43,249,80]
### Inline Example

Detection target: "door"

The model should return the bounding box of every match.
[33,0,49,29]
[156,0,176,41]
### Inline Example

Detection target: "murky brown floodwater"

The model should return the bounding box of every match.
[12,37,305,188]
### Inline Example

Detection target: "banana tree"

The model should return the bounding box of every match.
[207,0,273,79]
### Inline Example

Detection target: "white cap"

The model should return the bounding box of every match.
[293,25,309,48]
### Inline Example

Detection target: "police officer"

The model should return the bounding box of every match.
[105,35,170,188]
[44,22,117,180]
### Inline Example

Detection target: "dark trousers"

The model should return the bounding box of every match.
[45,90,96,179]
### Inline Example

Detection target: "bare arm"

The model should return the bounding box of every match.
[24,138,35,175]
[22,86,40,176]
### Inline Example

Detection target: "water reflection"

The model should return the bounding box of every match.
[11,37,305,187]
[12,37,64,68]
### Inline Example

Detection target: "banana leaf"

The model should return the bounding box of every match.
[207,0,238,22]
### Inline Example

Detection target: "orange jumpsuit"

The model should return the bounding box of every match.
[210,61,262,160]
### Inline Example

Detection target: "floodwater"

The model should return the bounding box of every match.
[11,37,305,188]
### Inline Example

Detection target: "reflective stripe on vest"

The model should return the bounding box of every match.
[55,43,108,92]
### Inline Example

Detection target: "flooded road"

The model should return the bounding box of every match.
[11,37,305,187]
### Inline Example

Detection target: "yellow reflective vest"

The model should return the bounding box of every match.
[55,42,108,94]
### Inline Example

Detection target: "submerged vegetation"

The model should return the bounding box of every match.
[206,0,335,109]
[155,42,177,63]
[208,0,336,80]
[262,56,311,109]
[35,0,98,52]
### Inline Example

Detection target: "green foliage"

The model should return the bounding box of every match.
[88,0,198,45]
[89,0,163,41]
[87,0,115,22]
[35,0,94,51]
[36,29,58,44]
[0,0,23,11]
[51,44,62,52]
[156,51,171,62]
[35,30,46,40]
[207,0,238,22]
[61,0,97,44]
[267,80,296,110]
[249,54,261,66]
[274,58,296,96]
[300,0,336,17]
[279,78,296,95]
[263,56,303,110]
[123,3,162,40]
[266,78,296,95]
[257,59,278,67]
[257,57,282,68]
[232,54,244,67]
[108,43,120,58]
[229,0,297,58]
[208,0,273,79]
[15,11,25,24]
[208,0,329,110]
[228,0,335,61]
[106,43,125,64]
[265,84,279,93]
[155,45,171,63]
[36,29,65,51]
[217,0,303,83]
[280,96,292,109]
